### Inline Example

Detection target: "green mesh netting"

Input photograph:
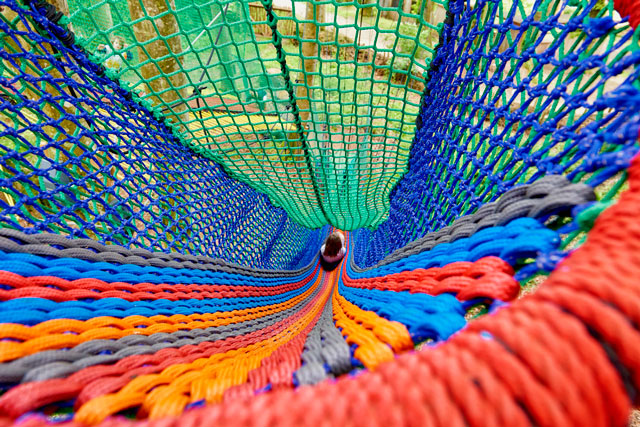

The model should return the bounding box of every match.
[62,0,445,229]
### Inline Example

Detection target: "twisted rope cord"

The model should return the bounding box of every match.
[343,257,519,302]
[353,175,594,270]
[0,278,325,384]
[0,271,312,302]
[0,174,590,283]
[0,270,332,420]
[350,217,561,278]
[614,0,640,28]
[0,229,316,278]
[293,296,351,385]
[0,0,637,425]
[0,273,319,363]
[32,151,640,427]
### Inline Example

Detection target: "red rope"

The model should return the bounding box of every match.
[0,271,313,301]
[615,0,640,28]
[343,257,520,301]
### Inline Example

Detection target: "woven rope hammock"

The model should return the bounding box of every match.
[0,0,639,424]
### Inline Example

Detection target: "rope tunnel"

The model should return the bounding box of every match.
[0,0,639,424]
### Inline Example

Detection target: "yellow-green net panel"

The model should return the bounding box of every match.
[65,0,446,229]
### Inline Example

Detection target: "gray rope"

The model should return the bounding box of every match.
[352,175,596,272]
[294,298,352,385]
[0,281,323,383]
[0,229,317,278]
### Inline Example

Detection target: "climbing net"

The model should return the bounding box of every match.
[4,0,446,230]
[0,0,639,425]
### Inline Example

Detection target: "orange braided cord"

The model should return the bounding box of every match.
[0,279,320,363]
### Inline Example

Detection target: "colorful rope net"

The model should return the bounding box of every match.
[0,0,639,425]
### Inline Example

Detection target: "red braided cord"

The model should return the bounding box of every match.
[615,0,640,28]
[343,257,520,301]
[0,271,312,302]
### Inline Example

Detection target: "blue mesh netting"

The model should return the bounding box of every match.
[352,0,640,267]
[0,0,639,271]
[0,0,325,270]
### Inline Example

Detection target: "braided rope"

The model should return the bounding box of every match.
[0,229,316,278]
[0,171,623,424]
[0,0,638,424]
[0,271,319,363]
[353,175,594,270]
[614,0,640,28]
[351,218,561,277]
[294,296,351,385]
[0,271,311,302]
[0,278,324,384]
[0,270,331,420]
[30,152,639,427]
[344,257,519,302]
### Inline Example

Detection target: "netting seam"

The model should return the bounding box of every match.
[260,0,329,224]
